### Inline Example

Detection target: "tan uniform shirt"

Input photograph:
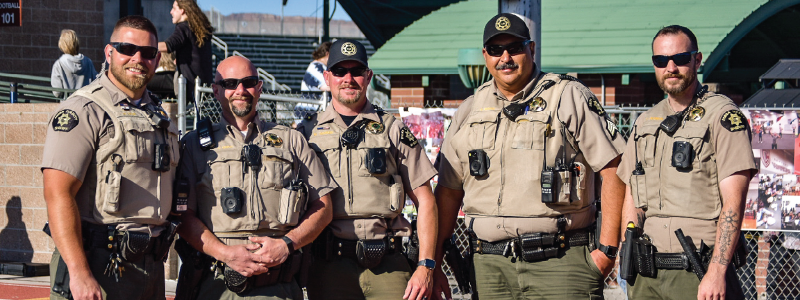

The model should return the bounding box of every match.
[180,115,336,238]
[41,74,179,235]
[437,67,626,242]
[298,101,437,240]
[617,92,757,252]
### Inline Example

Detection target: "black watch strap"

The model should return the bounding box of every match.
[598,243,618,259]
[282,236,295,252]
[417,259,436,270]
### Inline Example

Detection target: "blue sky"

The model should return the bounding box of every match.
[196,0,352,21]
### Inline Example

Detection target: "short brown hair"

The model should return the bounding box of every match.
[58,29,79,55]
[111,15,158,42]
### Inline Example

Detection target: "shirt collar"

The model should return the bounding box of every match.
[317,100,382,128]
[219,113,266,142]
[491,62,542,102]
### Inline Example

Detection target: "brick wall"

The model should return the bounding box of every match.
[0,103,57,263]
[0,0,105,78]
[579,74,665,106]
[0,102,179,278]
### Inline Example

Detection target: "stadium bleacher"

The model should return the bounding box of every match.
[213,34,375,91]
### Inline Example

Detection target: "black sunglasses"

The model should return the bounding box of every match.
[485,40,532,57]
[110,42,158,60]
[215,76,260,90]
[329,66,368,77]
[652,51,698,68]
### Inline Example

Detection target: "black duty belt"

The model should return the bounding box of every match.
[81,221,176,262]
[654,252,707,270]
[331,235,403,260]
[470,228,592,262]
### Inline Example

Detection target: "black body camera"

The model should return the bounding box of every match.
[241,144,262,174]
[152,144,171,171]
[341,128,361,149]
[197,118,215,150]
[671,141,694,169]
[220,187,243,214]
[468,149,489,177]
[365,148,387,174]
[147,109,170,129]
[541,167,555,203]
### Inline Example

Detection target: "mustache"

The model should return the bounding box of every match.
[496,62,519,70]
[229,95,253,101]
[339,83,361,90]
[663,73,684,79]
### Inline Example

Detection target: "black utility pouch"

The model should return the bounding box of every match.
[224,265,252,294]
[121,231,151,262]
[356,239,386,269]
[636,239,656,278]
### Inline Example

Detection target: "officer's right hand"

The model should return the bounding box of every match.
[220,244,269,277]
[431,267,452,300]
[69,271,103,300]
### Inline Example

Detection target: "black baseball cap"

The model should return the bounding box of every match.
[483,13,531,45]
[327,39,369,69]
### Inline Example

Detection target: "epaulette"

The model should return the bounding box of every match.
[558,74,585,85]
[375,106,385,116]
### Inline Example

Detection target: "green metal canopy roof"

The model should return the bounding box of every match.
[369,0,800,76]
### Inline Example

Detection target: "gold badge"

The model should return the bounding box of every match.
[264,133,283,147]
[689,106,705,121]
[341,42,357,56]
[530,97,547,112]
[366,121,385,134]
[495,16,511,31]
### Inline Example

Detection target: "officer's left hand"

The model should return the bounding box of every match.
[590,249,615,278]
[404,266,433,300]
[697,269,726,300]
[248,236,289,268]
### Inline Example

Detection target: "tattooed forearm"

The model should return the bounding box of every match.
[711,210,740,265]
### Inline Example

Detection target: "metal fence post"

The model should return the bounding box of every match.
[9,82,18,103]
[177,75,187,136]
[195,77,202,129]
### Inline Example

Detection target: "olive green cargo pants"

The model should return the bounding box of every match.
[195,271,303,300]
[471,245,604,300]
[627,266,745,300]
[50,247,165,300]
[306,252,412,300]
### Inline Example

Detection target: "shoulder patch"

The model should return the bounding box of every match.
[721,110,747,132]
[399,127,419,148]
[587,95,605,116]
[52,109,79,132]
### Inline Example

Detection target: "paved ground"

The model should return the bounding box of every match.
[0,275,176,300]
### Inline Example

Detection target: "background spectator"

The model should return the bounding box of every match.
[158,0,213,98]
[50,29,97,98]
[301,41,331,91]
[147,51,178,99]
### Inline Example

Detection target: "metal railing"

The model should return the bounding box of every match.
[230,50,292,92]
[0,72,75,103]
[211,35,229,58]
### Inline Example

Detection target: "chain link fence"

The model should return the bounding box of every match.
[184,87,800,300]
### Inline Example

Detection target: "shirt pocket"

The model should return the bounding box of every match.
[672,124,709,165]
[635,125,660,168]
[260,147,294,189]
[309,134,341,177]
[511,112,549,150]
[465,111,499,150]
[119,118,155,163]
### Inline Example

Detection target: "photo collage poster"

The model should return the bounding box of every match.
[399,108,457,215]
[743,109,800,231]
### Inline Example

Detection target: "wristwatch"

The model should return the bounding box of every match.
[598,243,618,259]
[282,236,295,252]
[417,259,436,270]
